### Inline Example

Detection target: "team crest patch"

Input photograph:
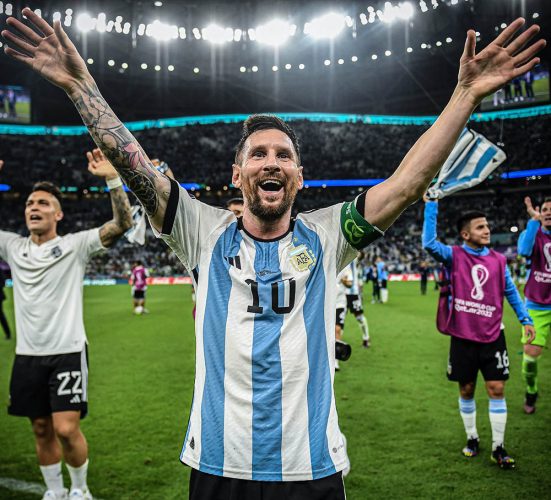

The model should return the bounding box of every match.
[289,243,316,272]
[51,246,62,258]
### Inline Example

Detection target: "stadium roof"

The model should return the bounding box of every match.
[0,0,549,123]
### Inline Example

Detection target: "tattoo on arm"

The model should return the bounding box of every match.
[71,79,169,218]
[99,185,133,247]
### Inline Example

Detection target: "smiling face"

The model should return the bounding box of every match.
[461,217,491,248]
[232,129,303,222]
[25,190,63,236]
[542,200,551,231]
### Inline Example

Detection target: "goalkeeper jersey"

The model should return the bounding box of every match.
[156,185,360,481]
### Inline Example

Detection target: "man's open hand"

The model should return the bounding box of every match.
[87,148,118,180]
[458,18,545,104]
[2,7,91,95]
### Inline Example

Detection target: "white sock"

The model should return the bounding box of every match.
[458,398,478,439]
[40,462,64,495]
[356,315,369,340]
[489,399,507,450]
[335,359,340,370]
[66,459,89,492]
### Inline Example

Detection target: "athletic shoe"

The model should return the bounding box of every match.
[491,446,515,469]
[462,437,480,457]
[42,490,68,500]
[524,392,538,414]
[362,339,370,349]
[69,488,93,499]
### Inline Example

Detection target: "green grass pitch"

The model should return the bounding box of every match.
[0,282,550,499]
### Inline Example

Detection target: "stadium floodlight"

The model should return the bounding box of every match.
[304,12,345,39]
[141,63,148,69]
[96,13,106,32]
[255,19,293,46]
[272,65,278,71]
[76,13,95,32]
[351,55,358,62]
[397,2,415,20]
[155,65,161,71]
[154,1,163,6]
[435,41,442,46]
[285,63,292,70]
[192,27,201,39]
[385,50,391,56]
[337,58,344,65]
[406,46,413,53]
[86,58,94,64]
[107,59,115,66]
[360,13,368,25]
[446,37,452,43]
[148,20,178,41]
[179,27,186,39]
[234,29,242,42]
[510,226,519,233]
[299,63,305,69]
[123,22,131,34]
[419,1,428,13]
[121,62,128,69]
[137,23,146,36]
[371,54,377,60]
[202,24,228,44]
[193,67,200,73]
[533,12,539,19]
[324,59,331,66]
[240,66,246,72]
[252,65,258,72]
[168,65,175,71]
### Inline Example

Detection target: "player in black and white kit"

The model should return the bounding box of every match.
[0,158,132,500]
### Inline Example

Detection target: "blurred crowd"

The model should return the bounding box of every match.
[0,116,549,278]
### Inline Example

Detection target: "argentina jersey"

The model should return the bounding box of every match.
[158,185,358,481]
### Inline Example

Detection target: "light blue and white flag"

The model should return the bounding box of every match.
[125,205,146,245]
[428,128,506,199]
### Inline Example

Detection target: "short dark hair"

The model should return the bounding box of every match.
[226,197,244,207]
[456,211,486,235]
[31,181,62,207]
[543,196,551,205]
[234,114,301,165]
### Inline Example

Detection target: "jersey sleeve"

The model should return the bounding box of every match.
[0,230,21,261]
[72,228,106,262]
[151,183,234,271]
[299,203,359,273]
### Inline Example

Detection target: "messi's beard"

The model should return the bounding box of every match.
[244,179,298,222]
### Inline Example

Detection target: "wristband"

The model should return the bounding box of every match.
[106,176,123,190]
[340,200,384,250]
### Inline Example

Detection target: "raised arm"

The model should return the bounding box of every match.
[518,197,541,256]
[86,148,133,248]
[421,198,453,265]
[2,8,170,231]
[363,18,545,230]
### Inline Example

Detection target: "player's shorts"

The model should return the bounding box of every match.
[522,308,551,348]
[133,289,145,300]
[336,308,346,328]
[379,279,388,289]
[8,347,89,419]
[447,330,509,383]
[346,295,363,315]
[189,469,345,500]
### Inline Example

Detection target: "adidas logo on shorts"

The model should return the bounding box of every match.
[70,394,81,404]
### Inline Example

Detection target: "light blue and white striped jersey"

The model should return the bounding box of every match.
[159,186,358,481]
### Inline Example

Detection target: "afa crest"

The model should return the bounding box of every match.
[289,243,316,272]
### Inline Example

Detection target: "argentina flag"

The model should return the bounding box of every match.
[428,128,506,199]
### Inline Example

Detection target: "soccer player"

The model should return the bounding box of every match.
[4,10,543,497]
[517,196,551,414]
[0,158,132,499]
[341,260,371,348]
[422,196,535,469]
[130,260,149,315]
[376,257,389,303]
[227,197,244,217]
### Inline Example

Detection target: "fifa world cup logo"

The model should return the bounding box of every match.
[544,243,551,272]
[470,264,489,301]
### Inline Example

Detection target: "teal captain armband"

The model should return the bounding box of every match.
[340,201,384,250]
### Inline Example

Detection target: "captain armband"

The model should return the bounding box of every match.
[340,200,384,250]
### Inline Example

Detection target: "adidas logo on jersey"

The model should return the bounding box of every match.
[70,394,81,404]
